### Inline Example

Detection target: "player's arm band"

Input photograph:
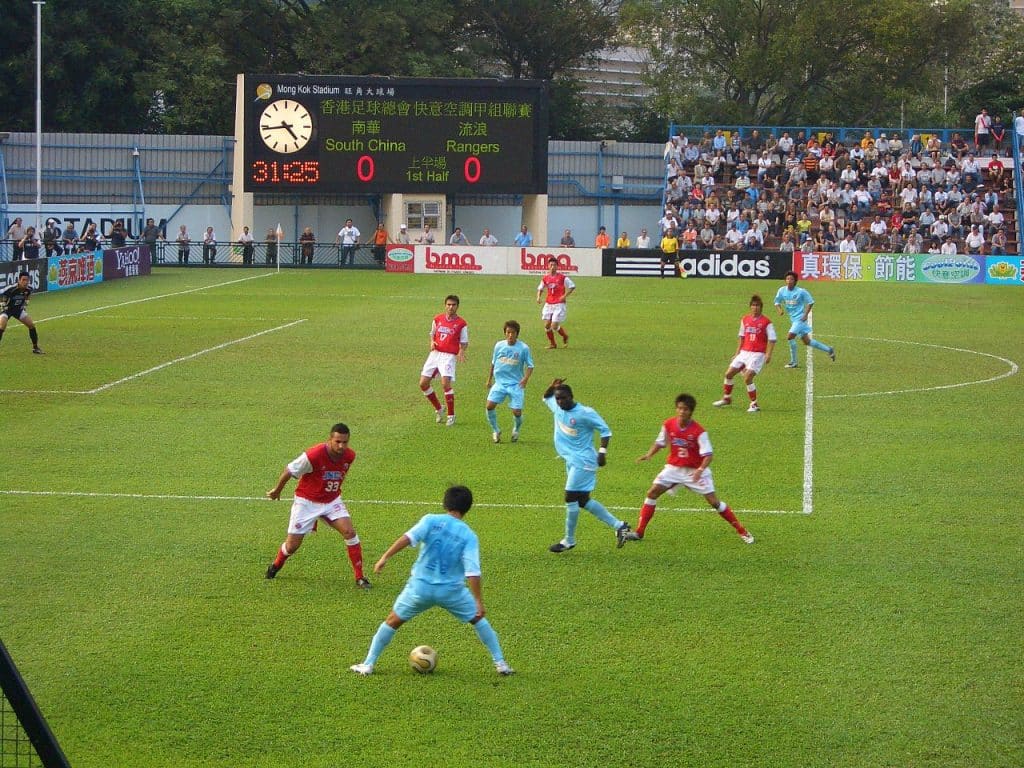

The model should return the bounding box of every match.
[598,447,607,454]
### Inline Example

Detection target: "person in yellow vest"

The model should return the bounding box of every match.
[660,228,684,279]
[616,231,631,248]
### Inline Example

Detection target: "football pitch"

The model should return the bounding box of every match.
[1,268,1021,768]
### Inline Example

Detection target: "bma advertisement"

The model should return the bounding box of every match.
[795,252,1021,285]
[386,245,603,276]
[601,249,792,279]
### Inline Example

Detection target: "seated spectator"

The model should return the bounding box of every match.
[889,133,904,153]
[991,228,1007,255]
[930,215,949,241]
[940,236,958,255]
[839,232,858,253]
[778,231,795,253]
[868,215,888,248]
[903,231,924,253]
[888,229,904,253]
[918,208,936,234]
[925,134,942,154]
[987,205,1005,234]
[909,134,923,155]
[681,224,698,250]
[986,152,1004,184]
[743,227,763,250]
[866,176,882,202]
[821,223,838,252]
[947,207,964,239]
[889,209,904,234]
[853,185,872,219]
[724,223,744,249]
[854,226,871,252]
[949,132,969,159]
[796,211,813,243]
[964,225,985,254]
[919,186,933,210]
[699,224,715,249]
[961,153,982,189]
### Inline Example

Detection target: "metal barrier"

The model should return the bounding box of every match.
[150,240,385,268]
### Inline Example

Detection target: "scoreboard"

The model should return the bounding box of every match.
[242,74,548,195]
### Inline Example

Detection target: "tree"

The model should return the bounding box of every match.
[301,0,473,79]
[621,0,1022,130]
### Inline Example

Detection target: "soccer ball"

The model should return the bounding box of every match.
[409,645,437,674]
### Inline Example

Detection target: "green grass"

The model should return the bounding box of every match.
[1,268,1021,768]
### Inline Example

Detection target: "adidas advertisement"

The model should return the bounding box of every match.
[602,249,791,279]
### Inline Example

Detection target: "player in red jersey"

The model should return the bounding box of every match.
[713,294,777,412]
[264,423,370,588]
[536,256,575,349]
[624,394,754,544]
[419,295,469,426]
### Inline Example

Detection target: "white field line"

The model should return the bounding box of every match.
[35,272,275,324]
[0,489,802,515]
[0,320,306,395]
[802,334,815,516]
[818,335,1019,399]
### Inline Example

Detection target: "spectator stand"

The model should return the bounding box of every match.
[661,123,1019,257]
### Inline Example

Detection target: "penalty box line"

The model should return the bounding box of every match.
[0,489,802,516]
[0,319,306,395]
[36,271,277,325]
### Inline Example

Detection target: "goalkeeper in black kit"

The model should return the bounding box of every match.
[0,272,44,354]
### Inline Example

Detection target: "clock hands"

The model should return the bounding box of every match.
[261,121,301,141]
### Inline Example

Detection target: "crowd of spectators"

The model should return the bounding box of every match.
[659,119,1019,256]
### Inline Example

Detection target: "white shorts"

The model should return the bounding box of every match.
[420,350,458,381]
[287,496,350,535]
[729,350,767,374]
[652,464,716,495]
[541,302,567,323]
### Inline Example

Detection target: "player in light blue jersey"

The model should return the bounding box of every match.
[486,320,535,443]
[350,485,513,676]
[773,271,836,368]
[543,379,631,553]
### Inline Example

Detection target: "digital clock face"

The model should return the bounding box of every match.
[244,76,548,194]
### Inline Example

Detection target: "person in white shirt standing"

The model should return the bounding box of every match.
[974,108,991,152]
[335,218,361,266]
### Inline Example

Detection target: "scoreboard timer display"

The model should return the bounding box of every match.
[243,75,548,195]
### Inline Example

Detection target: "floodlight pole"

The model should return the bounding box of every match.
[34,0,44,232]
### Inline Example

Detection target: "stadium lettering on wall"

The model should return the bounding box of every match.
[243,75,548,194]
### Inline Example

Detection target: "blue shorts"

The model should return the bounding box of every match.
[566,464,597,492]
[788,320,812,338]
[393,579,477,623]
[486,382,525,411]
